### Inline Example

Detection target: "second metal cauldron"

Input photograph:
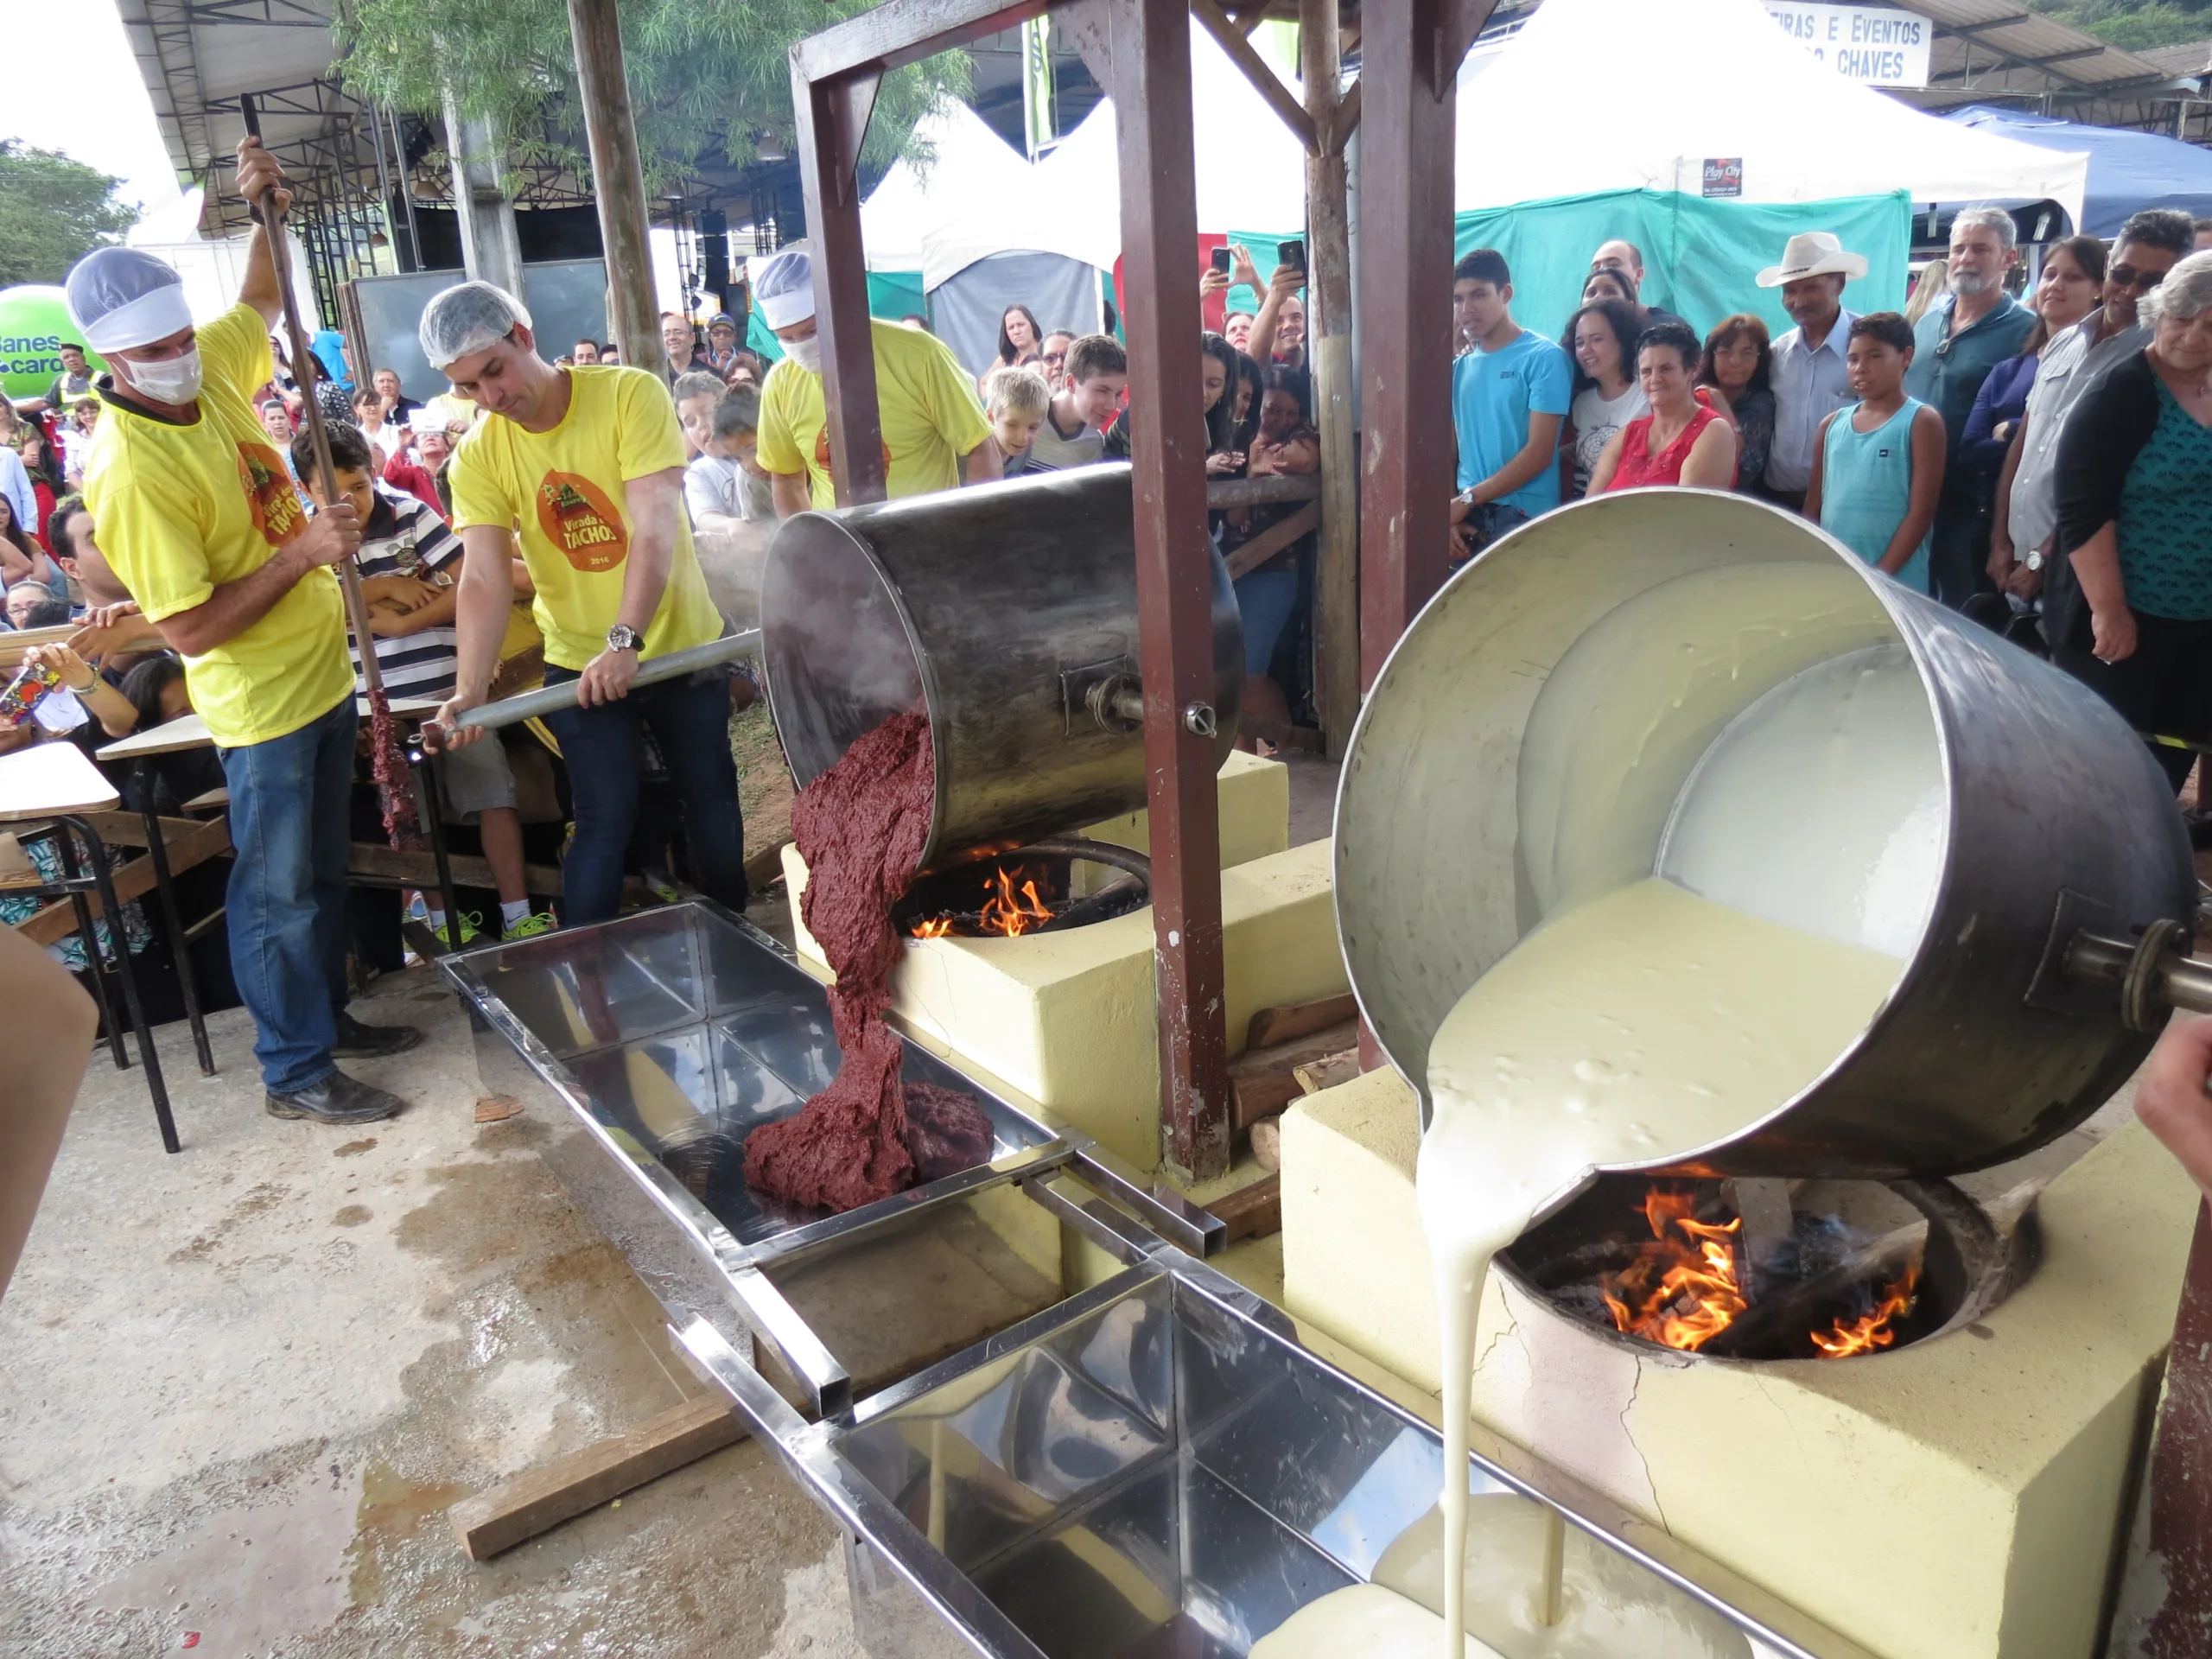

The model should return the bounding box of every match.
[760,465,1244,869]
[1334,489,2195,1181]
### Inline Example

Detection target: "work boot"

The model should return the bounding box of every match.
[265,1069,404,1125]
[331,1012,423,1058]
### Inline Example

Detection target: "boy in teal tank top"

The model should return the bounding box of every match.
[1804,312,1947,593]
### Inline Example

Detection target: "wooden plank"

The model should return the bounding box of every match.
[1247,991,1358,1049]
[346,841,567,899]
[1224,501,1320,581]
[1189,0,1319,152]
[1207,1174,1282,1243]
[1236,714,1326,753]
[745,837,794,891]
[182,787,231,814]
[1205,474,1320,510]
[1294,1047,1362,1098]
[1302,0,1359,763]
[12,815,233,947]
[72,811,207,850]
[1230,1018,1360,1129]
[446,1392,747,1560]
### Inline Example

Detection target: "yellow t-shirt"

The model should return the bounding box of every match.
[83,303,351,747]
[447,365,723,671]
[756,318,992,509]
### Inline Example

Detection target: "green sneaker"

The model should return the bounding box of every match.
[502,910,558,941]
[429,912,482,949]
[642,868,683,906]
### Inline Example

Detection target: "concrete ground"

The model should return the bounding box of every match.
[0,968,861,1659]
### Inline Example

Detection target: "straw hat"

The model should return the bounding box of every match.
[1756,232,1869,289]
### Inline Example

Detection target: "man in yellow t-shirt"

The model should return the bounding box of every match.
[420,280,744,926]
[69,138,418,1128]
[750,249,999,515]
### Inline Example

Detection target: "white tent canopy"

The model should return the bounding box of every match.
[866,16,1313,290]
[862,103,1039,276]
[1453,0,2088,228]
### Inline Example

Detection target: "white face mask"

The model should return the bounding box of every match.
[782,333,823,374]
[124,346,204,405]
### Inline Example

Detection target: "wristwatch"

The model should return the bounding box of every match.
[606,623,642,652]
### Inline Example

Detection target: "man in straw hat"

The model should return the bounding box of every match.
[69,137,420,1128]
[1756,231,1869,511]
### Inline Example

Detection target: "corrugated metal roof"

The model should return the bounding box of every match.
[1910,0,2179,93]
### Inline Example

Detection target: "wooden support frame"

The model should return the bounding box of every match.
[789,0,1232,1180]
[568,0,670,374]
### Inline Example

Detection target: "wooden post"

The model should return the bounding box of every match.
[792,66,888,506]
[565,0,665,378]
[1356,0,1467,688]
[1069,0,1231,1182]
[1300,0,1357,757]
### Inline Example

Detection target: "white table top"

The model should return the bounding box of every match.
[97,695,449,762]
[0,741,121,823]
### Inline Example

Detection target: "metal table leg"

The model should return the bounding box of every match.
[138,801,214,1076]
[61,815,179,1154]
[65,882,129,1071]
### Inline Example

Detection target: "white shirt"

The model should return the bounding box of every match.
[683,453,765,523]
[1764,307,1857,493]
[0,448,34,537]
[1569,383,1647,496]
[2008,313,2148,554]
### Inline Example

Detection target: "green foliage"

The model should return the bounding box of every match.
[2029,0,2212,51]
[0,142,139,287]
[334,0,969,198]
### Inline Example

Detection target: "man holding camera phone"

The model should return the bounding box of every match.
[1249,240,1310,385]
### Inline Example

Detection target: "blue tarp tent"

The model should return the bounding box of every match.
[1943,106,2212,239]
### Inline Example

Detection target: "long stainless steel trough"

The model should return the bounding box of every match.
[446,902,1875,1659]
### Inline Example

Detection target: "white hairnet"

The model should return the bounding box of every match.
[418,280,532,369]
[66,246,193,354]
[754,250,817,330]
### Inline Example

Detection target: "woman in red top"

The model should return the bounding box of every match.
[1588,320,1738,493]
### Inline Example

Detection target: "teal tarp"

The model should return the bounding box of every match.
[746,270,930,363]
[1452,188,1911,346]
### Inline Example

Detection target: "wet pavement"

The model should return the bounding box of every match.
[0,967,861,1658]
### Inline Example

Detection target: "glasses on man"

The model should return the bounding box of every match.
[2109,265,2166,293]
[1043,352,1066,368]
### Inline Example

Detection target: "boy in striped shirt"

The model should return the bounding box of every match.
[293,422,552,944]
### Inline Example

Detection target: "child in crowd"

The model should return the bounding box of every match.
[292,422,554,945]
[984,366,1052,476]
[673,371,727,464]
[1804,312,1946,593]
[1448,249,1572,560]
[1027,334,1126,473]
[685,388,772,529]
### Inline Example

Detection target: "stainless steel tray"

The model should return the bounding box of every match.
[442,901,1220,1416]
[449,902,1873,1659]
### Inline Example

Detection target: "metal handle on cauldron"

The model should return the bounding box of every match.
[2069,922,2212,1031]
[435,629,760,737]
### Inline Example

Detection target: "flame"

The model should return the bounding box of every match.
[1600,1190,1748,1352]
[978,865,1054,938]
[1808,1261,1921,1358]
[909,915,955,939]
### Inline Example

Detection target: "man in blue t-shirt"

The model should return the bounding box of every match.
[1449,249,1573,561]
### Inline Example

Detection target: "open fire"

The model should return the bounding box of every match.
[908,862,1059,939]
[1573,1183,1923,1361]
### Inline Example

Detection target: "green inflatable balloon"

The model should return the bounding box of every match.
[0,286,103,404]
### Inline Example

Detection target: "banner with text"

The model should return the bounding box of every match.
[1764,3,1931,88]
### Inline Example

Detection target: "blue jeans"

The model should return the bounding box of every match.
[543,665,747,925]
[1233,566,1300,677]
[1454,501,1531,566]
[216,695,354,1092]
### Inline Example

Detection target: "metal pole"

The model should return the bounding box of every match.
[791,60,887,503]
[1300,0,1358,757]
[390,108,426,273]
[1356,0,1463,689]
[1097,0,1230,1182]
[566,0,667,378]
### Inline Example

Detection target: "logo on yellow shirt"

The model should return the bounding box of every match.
[238,442,305,547]
[535,472,630,572]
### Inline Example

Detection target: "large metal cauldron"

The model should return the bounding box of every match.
[760,465,1243,868]
[1335,489,2196,1181]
